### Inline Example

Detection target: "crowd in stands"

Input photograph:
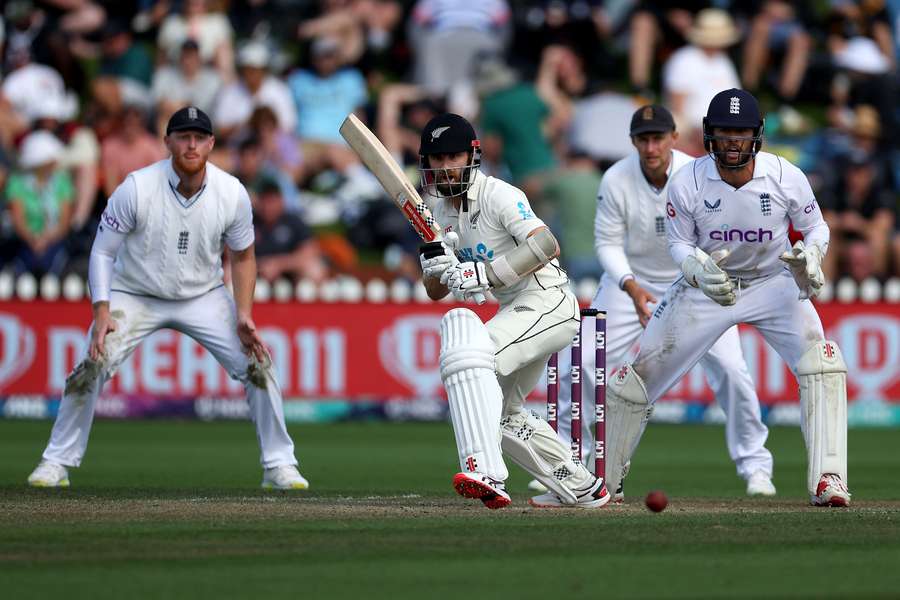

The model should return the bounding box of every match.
[1,0,900,288]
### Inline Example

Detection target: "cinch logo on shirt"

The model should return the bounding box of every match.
[709,226,774,243]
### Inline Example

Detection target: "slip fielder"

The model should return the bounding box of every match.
[27,107,308,490]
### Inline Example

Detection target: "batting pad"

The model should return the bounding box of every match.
[440,309,508,482]
[500,411,594,505]
[606,364,650,495]
[797,341,847,495]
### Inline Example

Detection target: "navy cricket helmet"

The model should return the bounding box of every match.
[702,88,764,168]
[418,113,482,199]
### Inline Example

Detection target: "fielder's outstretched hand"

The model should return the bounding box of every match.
[237,314,269,363]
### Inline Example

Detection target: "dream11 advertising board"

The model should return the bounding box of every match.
[0,301,898,424]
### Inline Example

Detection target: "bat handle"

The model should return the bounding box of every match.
[472,291,487,305]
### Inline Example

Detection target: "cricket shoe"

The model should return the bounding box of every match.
[262,465,309,490]
[746,470,776,497]
[528,476,611,509]
[27,461,70,488]
[811,473,850,507]
[452,472,511,509]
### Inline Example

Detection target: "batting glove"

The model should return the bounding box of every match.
[780,240,824,300]
[447,261,491,302]
[682,248,735,306]
[419,232,460,283]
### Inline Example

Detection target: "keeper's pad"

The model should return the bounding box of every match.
[485,227,559,288]
[605,364,651,495]
[797,341,847,495]
[500,411,594,505]
[440,308,508,481]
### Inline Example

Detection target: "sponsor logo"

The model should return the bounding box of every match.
[653,300,667,319]
[0,315,36,389]
[760,193,771,216]
[704,198,722,213]
[666,202,676,218]
[101,210,122,232]
[474,243,494,262]
[377,315,444,395]
[730,96,740,114]
[513,305,535,313]
[516,201,534,220]
[803,200,818,214]
[709,225,774,243]
[465,456,477,472]
[402,198,437,241]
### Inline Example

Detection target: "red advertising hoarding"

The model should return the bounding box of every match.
[1,301,899,406]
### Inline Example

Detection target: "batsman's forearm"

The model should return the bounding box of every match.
[231,251,257,315]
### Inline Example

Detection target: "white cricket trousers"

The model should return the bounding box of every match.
[557,274,773,479]
[41,286,298,469]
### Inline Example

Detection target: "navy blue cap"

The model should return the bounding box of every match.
[704,88,762,129]
[419,113,478,156]
[630,104,676,135]
[166,106,213,135]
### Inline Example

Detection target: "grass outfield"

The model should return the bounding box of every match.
[1,420,899,599]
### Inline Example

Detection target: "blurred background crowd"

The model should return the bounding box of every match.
[1,0,900,292]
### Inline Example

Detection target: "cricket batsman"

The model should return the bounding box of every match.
[417,113,609,509]
[604,89,850,507]
[27,107,309,491]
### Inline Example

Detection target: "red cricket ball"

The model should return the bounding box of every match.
[645,490,668,512]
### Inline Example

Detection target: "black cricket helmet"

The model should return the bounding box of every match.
[418,113,481,198]
[702,88,764,169]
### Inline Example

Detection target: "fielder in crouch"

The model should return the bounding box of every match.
[418,113,609,509]
[605,89,850,507]
[552,104,776,500]
[27,107,309,491]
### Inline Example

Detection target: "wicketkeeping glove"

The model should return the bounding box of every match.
[447,261,491,303]
[681,248,735,306]
[780,240,824,300]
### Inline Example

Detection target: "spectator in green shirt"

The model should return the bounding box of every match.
[6,131,74,276]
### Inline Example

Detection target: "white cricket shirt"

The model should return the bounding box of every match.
[99,159,254,300]
[666,152,829,280]
[429,171,568,305]
[594,149,694,287]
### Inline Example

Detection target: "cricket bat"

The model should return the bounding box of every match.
[339,114,441,243]
[339,114,486,304]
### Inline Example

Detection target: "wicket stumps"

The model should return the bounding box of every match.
[547,308,607,480]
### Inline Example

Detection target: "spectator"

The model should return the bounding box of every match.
[408,0,512,96]
[213,40,296,141]
[297,0,403,68]
[540,150,603,279]
[157,0,234,79]
[819,149,895,281]
[477,55,558,199]
[234,136,301,213]
[152,39,222,133]
[1,47,77,142]
[91,20,155,114]
[741,1,813,105]
[5,131,73,276]
[253,179,328,283]
[248,106,305,185]
[99,105,166,197]
[663,8,741,153]
[628,1,709,98]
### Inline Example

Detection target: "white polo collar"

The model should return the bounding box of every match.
[705,153,768,181]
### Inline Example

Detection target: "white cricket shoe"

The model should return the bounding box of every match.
[262,465,309,490]
[746,471,776,497]
[811,473,850,507]
[528,476,611,509]
[453,472,511,509]
[27,461,70,488]
[527,479,547,492]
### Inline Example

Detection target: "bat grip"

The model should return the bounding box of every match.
[472,291,487,305]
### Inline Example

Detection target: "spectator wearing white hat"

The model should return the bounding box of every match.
[663,8,741,153]
[5,131,74,276]
[212,41,296,141]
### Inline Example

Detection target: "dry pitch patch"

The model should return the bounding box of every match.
[4,493,900,523]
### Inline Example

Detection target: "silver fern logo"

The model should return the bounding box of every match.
[430,126,450,141]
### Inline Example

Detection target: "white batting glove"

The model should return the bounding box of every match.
[682,248,735,306]
[447,261,491,303]
[780,240,824,300]
[419,232,460,282]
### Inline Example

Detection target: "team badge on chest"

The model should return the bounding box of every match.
[759,193,771,216]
